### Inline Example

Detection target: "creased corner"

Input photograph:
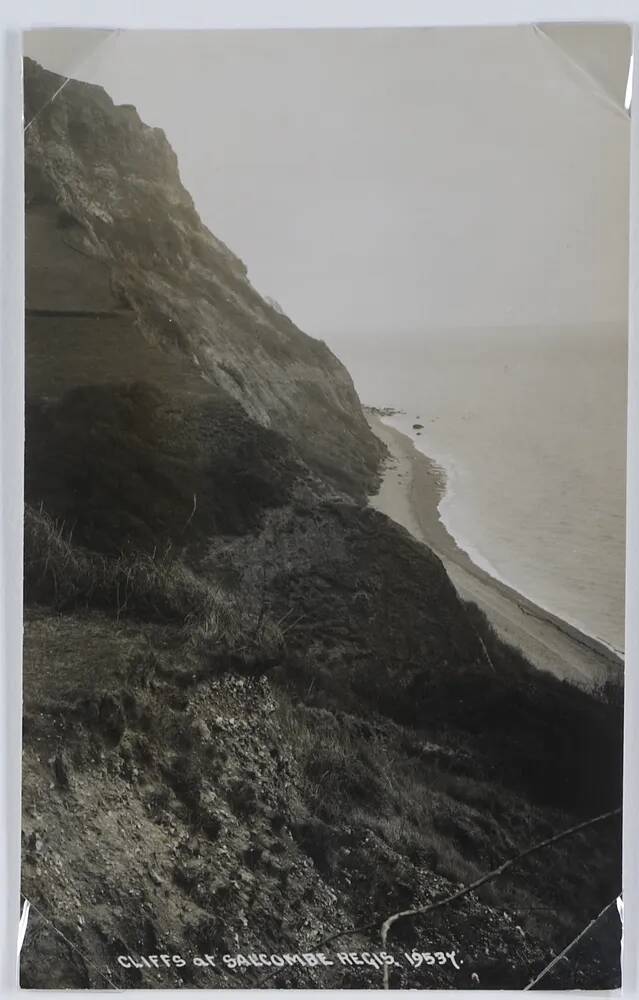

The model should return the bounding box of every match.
[16,897,31,963]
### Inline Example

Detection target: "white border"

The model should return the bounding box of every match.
[624,19,639,1000]
[1,4,637,999]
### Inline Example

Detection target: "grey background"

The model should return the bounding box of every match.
[24,25,630,341]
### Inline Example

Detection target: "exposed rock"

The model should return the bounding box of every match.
[53,752,71,790]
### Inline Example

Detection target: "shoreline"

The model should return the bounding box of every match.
[365,411,623,691]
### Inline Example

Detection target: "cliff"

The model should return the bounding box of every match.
[24,57,382,500]
[21,57,622,990]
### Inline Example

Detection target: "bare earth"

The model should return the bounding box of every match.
[366,413,623,691]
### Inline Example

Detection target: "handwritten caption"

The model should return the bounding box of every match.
[117,949,462,972]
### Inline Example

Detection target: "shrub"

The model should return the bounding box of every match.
[25,383,297,554]
[24,505,285,664]
[25,504,211,622]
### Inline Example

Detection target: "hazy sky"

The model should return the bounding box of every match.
[24,26,631,340]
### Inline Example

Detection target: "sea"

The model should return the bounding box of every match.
[335,324,627,655]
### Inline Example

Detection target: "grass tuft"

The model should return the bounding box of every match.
[24,504,285,665]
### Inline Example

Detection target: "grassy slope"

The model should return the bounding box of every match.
[21,493,622,990]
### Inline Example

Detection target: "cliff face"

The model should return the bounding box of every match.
[24,57,382,499]
[21,58,622,991]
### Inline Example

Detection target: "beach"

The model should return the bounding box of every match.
[366,412,624,691]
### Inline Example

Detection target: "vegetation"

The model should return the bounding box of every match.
[25,382,298,554]
[278,691,621,960]
[24,504,285,666]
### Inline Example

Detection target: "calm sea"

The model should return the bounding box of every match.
[335,325,627,654]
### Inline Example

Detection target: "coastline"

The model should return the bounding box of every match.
[365,411,623,691]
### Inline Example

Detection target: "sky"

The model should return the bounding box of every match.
[24,25,631,341]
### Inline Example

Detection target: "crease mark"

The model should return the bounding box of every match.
[533,24,630,121]
[18,893,121,991]
[16,897,30,959]
[24,30,122,133]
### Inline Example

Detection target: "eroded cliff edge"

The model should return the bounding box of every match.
[24,57,382,501]
[21,58,622,990]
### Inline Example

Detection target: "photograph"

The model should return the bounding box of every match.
[20,23,628,989]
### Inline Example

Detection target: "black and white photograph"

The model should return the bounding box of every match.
[19,24,628,989]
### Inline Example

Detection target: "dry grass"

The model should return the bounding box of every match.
[279,698,510,885]
[278,695,620,947]
[25,504,211,622]
[24,504,285,663]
